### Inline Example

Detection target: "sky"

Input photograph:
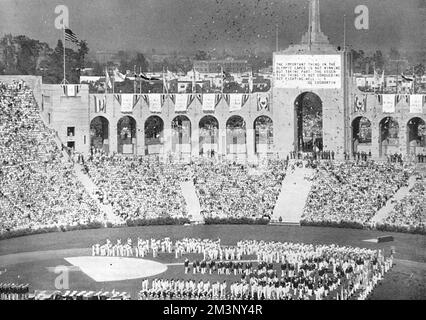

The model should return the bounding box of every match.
[0,0,425,55]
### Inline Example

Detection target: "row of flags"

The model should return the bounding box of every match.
[354,94,425,114]
[357,70,417,91]
[104,67,256,94]
[93,93,271,114]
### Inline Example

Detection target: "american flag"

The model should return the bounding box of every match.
[65,28,79,44]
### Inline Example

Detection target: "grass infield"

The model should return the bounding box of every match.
[0,225,425,300]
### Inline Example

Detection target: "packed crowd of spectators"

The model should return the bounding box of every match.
[379,174,426,233]
[0,81,103,234]
[85,155,287,221]
[302,160,411,227]
[192,159,287,219]
[85,154,189,221]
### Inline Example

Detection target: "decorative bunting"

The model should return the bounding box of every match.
[242,94,250,107]
[62,85,80,97]
[223,94,230,106]
[93,95,106,113]
[114,94,122,105]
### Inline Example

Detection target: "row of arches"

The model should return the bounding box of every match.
[352,116,426,156]
[90,115,274,156]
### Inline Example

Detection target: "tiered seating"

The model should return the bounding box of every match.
[0,81,103,234]
[380,175,426,233]
[302,161,410,226]
[85,155,189,221]
[192,159,286,219]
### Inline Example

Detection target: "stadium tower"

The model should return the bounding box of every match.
[272,0,348,159]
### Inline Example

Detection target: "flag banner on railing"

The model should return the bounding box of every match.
[148,94,163,113]
[202,94,217,111]
[229,94,243,112]
[354,94,367,113]
[409,94,424,113]
[121,94,134,113]
[62,85,80,96]
[173,94,195,112]
[257,93,270,111]
[382,94,396,113]
[93,95,106,113]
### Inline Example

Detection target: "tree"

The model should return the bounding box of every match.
[195,50,210,61]
[372,50,385,71]
[414,63,425,77]
[389,48,400,61]
[130,53,149,73]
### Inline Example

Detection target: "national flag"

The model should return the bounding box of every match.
[94,96,106,113]
[248,71,254,93]
[139,73,161,82]
[64,28,79,44]
[113,68,126,82]
[401,74,414,82]
[105,69,112,90]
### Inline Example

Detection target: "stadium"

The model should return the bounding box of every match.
[0,0,425,301]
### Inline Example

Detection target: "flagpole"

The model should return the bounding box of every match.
[162,67,165,94]
[134,65,137,94]
[139,66,142,95]
[221,65,224,94]
[62,27,67,84]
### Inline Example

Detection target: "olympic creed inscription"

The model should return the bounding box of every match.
[274,54,342,89]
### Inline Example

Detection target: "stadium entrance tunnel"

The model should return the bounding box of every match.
[379,117,399,157]
[407,117,426,156]
[294,92,323,153]
[144,115,164,155]
[117,116,137,155]
[352,116,372,154]
[90,116,109,154]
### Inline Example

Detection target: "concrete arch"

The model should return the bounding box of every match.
[351,116,372,154]
[199,115,219,157]
[226,115,246,156]
[407,117,426,155]
[254,115,273,155]
[117,115,137,155]
[379,116,399,157]
[90,116,110,154]
[294,92,323,152]
[144,115,164,155]
[171,115,192,158]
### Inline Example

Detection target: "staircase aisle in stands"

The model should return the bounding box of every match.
[73,164,125,225]
[180,180,204,224]
[272,165,314,225]
[371,175,418,224]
